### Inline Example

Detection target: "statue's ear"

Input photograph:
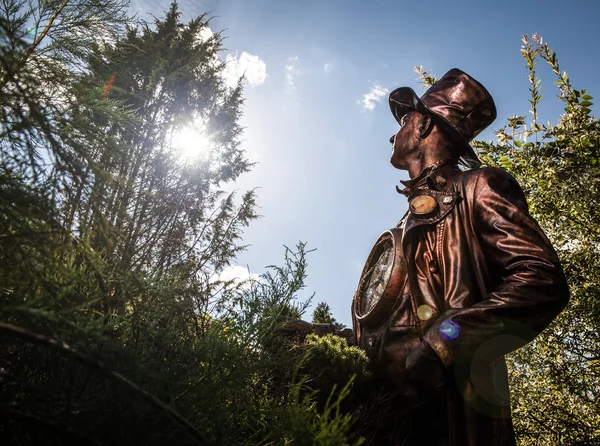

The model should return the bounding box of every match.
[418,114,434,139]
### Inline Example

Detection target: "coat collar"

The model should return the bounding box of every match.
[396,160,461,198]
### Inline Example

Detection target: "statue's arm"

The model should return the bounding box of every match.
[423,167,570,368]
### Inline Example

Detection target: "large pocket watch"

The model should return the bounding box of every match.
[353,228,406,328]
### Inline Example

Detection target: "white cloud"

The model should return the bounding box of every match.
[198,26,213,43]
[216,265,260,285]
[194,26,221,69]
[324,62,332,74]
[197,26,267,88]
[285,56,299,89]
[359,85,389,112]
[222,51,268,88]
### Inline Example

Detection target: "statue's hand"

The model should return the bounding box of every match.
[405,341,446,391]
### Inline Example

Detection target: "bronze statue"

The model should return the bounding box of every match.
[351,69,570,445]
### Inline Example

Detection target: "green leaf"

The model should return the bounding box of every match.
[499,156,512,169]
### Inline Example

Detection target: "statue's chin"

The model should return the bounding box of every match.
[390,157,406,171]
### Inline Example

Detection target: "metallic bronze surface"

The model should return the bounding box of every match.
[351,68,569,446]
[409,194,438,218]
[352,163,570,446]
[354,229,406,328]
[388,68,497,168]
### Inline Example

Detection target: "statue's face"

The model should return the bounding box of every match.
[389,111,421,170]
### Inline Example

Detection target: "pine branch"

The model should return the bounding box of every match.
[0,0,67,91]
[27,0,69,59]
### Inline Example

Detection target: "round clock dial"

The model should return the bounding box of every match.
[409,194,438,217]
[354,229,406,328]
[360,242,394,315]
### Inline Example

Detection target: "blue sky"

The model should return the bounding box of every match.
[134,0,599,325]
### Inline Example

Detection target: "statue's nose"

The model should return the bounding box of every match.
[389,134,395,144]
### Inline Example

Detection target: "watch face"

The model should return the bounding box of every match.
[359,240,394,316]
[409,194,438,218]
[354,228,405,328]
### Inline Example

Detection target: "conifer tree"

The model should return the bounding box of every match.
[60,2,259,323]
[312,301,345,329]
[1,3,363,444]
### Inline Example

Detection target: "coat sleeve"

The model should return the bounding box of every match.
[423,167,570,369]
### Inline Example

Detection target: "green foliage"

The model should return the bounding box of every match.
[312,301,345,329]
[281,376,365,446]
[10,0,598,443]
[300,334,371,406]
[472,34,600,446]
[294,335,413,445]
[414,65,437,89]
[0,0,131,183]
[0,2,363,445]
[269,335,371,445]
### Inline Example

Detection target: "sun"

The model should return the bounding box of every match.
[171,126,212,159]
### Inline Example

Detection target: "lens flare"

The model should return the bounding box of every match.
[416,304,433,321]
[101,72,117,98]
[439,320,460,340]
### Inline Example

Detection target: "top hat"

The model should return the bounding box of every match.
[388,68,497,168]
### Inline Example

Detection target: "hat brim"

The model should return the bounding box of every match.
[389,87,481,168]
[388,87,428,123]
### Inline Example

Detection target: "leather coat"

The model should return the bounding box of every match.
[353,164,570,446]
